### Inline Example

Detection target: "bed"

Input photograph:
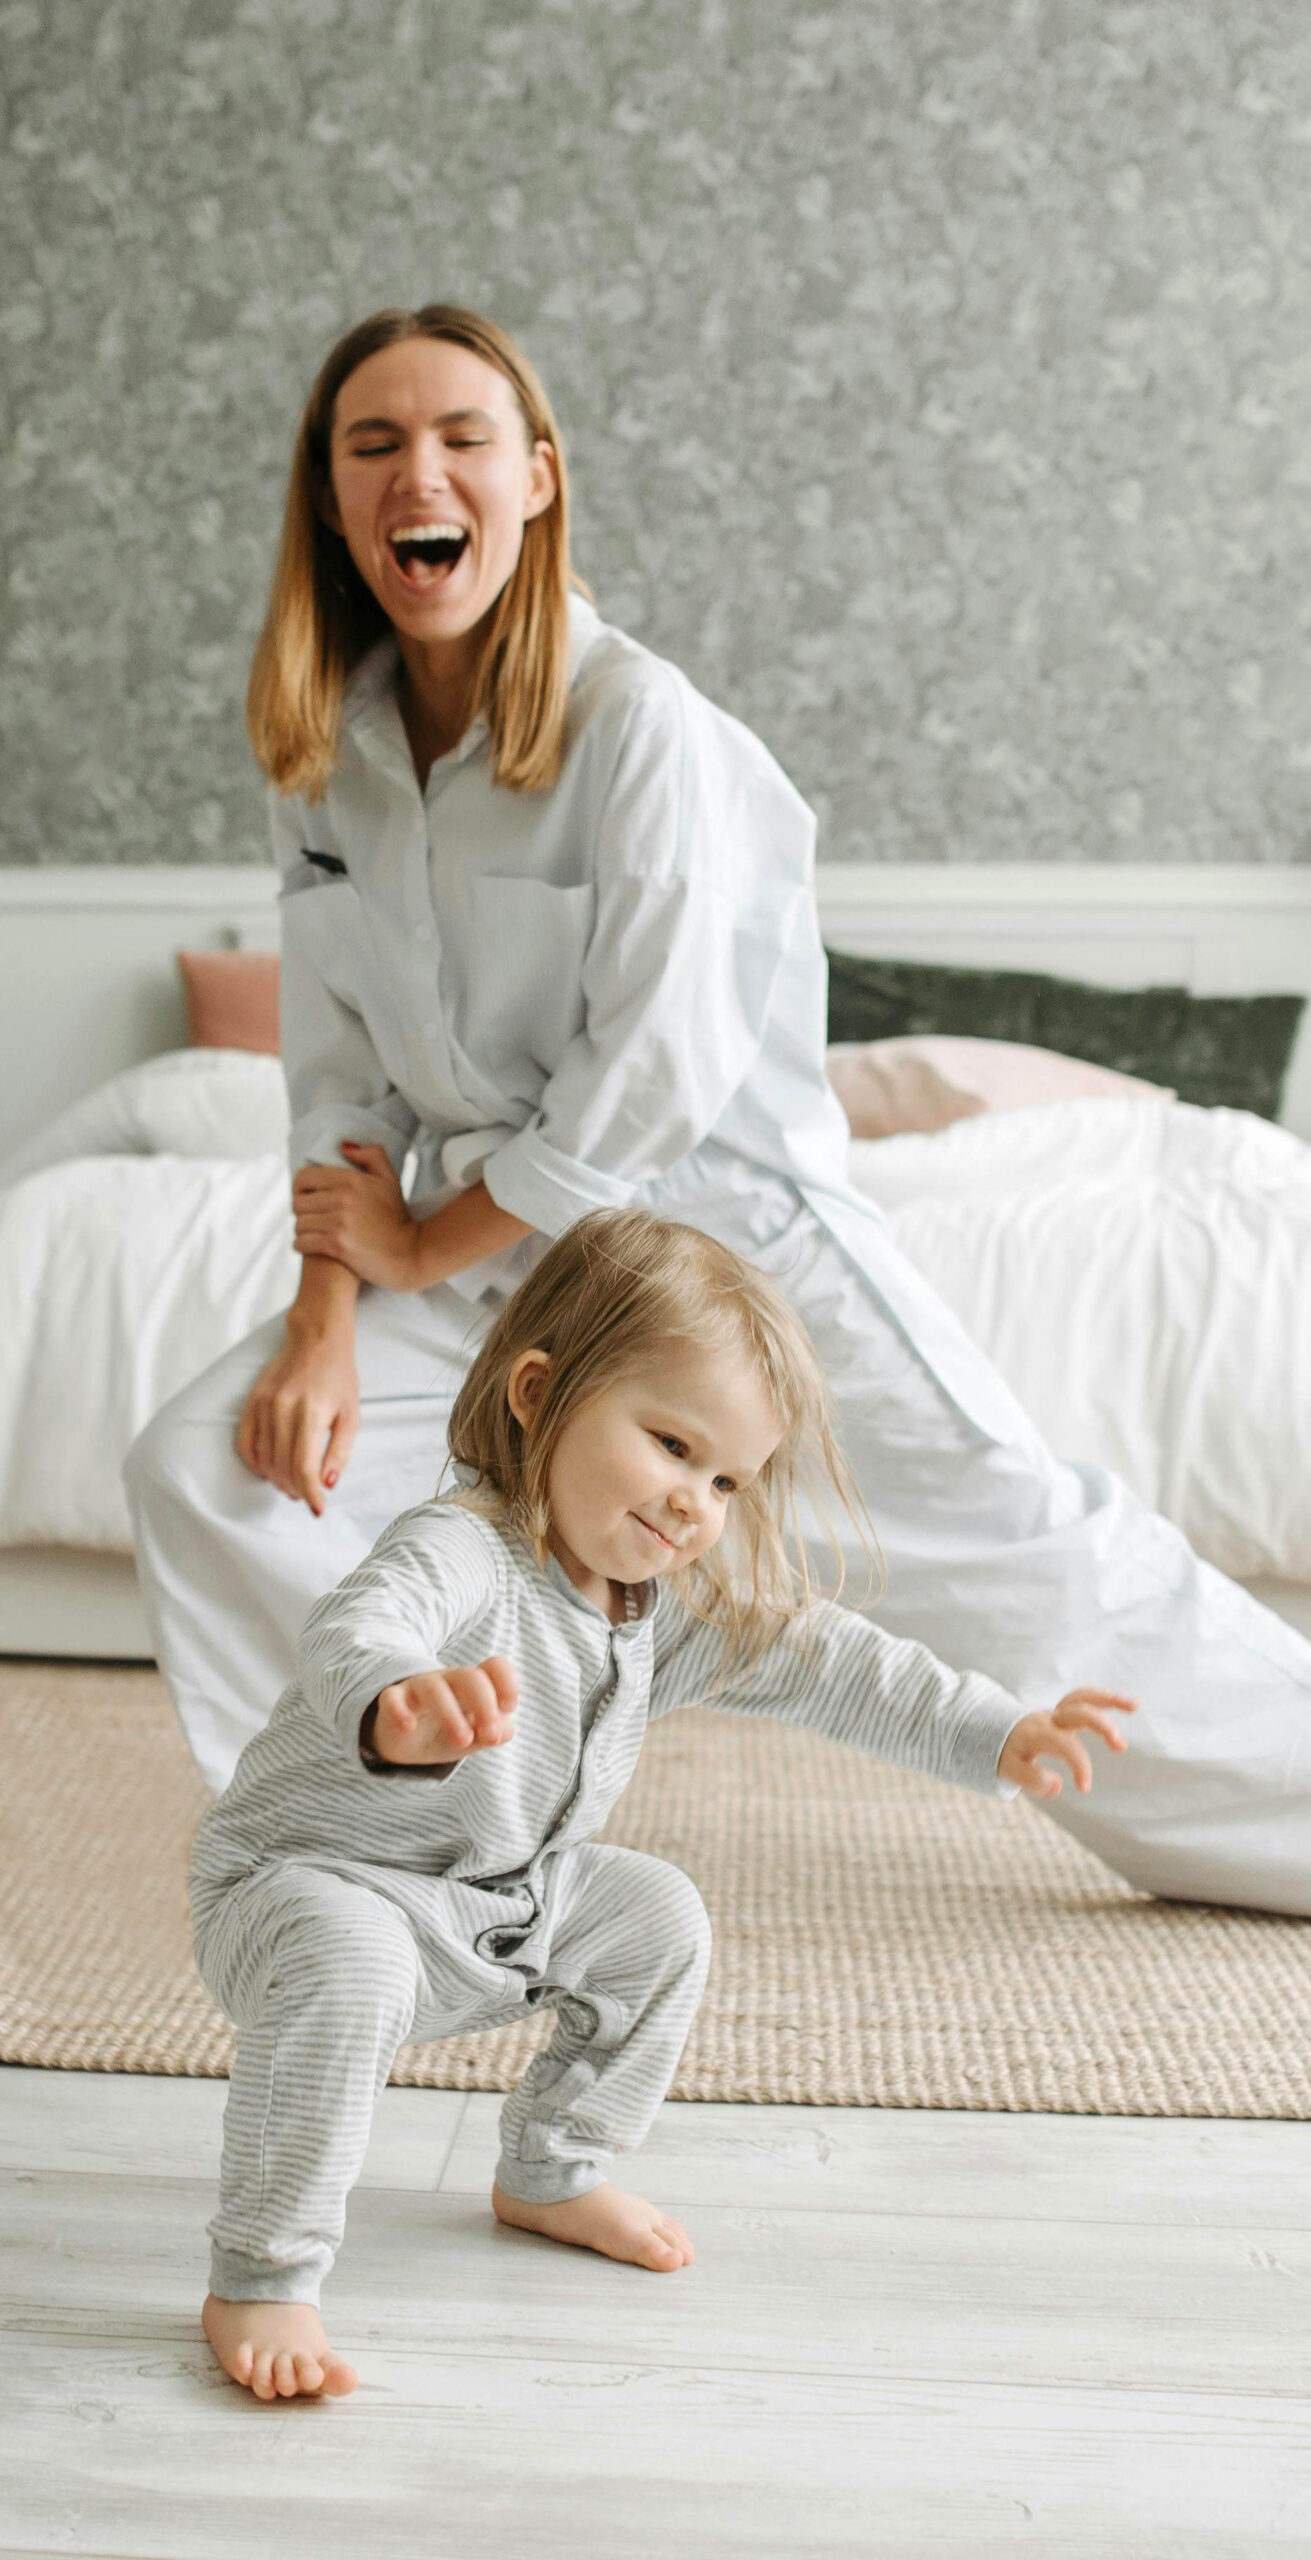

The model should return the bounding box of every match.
[2,861,1309,1654]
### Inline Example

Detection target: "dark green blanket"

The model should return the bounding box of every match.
[824,952,1305,1121]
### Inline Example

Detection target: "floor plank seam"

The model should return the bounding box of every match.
[3,2323,1310,2405]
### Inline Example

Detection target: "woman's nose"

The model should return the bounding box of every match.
[398,433,450,494]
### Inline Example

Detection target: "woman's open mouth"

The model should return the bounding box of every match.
[387,523,470,591]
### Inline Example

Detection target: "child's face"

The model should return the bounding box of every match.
[511,1340,784,1608]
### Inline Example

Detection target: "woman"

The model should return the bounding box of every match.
[127,302,1311,1911]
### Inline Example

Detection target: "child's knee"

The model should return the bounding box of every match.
[631,1857,712,1982]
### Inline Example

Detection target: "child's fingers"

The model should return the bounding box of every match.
[481,1654,520,1710]
[1055,1689,1139,1719]
[449,1663,517,1747]
[1048,1731,1094,1794]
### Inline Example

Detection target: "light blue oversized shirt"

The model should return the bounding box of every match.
[272,592,854,1297]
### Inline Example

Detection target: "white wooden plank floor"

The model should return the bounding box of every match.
[2,2064,1309,2558]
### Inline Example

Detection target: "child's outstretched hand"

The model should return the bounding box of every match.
[368,1656,519,1767]
[998,1688,1137,1798]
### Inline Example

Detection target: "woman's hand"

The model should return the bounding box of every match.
[998,1689,1138,1798]
[292,1143,422,1291]
[235,1316,360,1515]
[366,1657,520,1767]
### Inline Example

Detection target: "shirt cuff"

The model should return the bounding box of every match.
[289,1101,417,1180]
[483,1122,636,1235]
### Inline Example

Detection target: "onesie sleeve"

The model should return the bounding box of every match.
[647,1586,1023,1798]
[482,679,812,1235]
[272,788,420,1179]
[295,1502,504,1760]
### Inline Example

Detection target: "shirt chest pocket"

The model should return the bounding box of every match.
[462,877,595,1080]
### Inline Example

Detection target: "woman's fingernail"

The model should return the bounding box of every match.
[325,1473,337,1489]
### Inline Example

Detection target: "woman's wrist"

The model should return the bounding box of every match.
[407,1184,532,1292]
[286,1253,361,1339]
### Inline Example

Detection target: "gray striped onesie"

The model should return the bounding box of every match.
[190,1499,1022,2305]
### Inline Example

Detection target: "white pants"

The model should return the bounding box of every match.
[126,1155,1311,1913]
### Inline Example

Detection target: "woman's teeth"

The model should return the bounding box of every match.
[389,523,468,582]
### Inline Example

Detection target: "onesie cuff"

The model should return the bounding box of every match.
[328,1654,446,1761]
[209,2246,324,2308]
[483,1123,635,1236]
[947,1672,1026,1799]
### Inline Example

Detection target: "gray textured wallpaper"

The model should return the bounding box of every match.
[2,0,1308,867]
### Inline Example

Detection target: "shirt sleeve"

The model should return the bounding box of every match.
[483,678,813,1235]
[295,1502,504,1761]
[646,1585,1023,1799]
[272,789,420,1179]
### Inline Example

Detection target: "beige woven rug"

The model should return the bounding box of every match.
[2,1661,1309,2115]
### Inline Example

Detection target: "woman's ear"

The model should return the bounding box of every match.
[506,1349,551,1430]
[523,441,558,524]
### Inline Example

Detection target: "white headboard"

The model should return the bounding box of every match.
[2,861,1309,1154]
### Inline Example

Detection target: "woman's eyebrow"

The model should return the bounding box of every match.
[339,406,500,437]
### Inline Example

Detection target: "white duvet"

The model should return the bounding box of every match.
[0,1055,1307,1582]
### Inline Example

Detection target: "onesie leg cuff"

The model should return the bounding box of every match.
[208,2246,324,2307]
[493,2152,610,2206]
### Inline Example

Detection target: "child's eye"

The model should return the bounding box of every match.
[655,1433,686,1457]
[713,1477,736,1497]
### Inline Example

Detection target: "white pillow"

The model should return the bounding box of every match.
[0,1048,290,1188]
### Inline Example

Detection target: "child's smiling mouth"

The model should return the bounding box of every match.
[633,1514,677,1551]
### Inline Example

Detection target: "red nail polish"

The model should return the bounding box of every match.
[325,1473,337,1489]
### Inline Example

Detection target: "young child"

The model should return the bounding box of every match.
[190,1208,1134,2402]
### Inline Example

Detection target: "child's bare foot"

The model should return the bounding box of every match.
[491,2179,694,2271]
[201,2292,358,2399]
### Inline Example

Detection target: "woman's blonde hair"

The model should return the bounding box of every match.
[447,1209,883,1679]
[247,303,578,801]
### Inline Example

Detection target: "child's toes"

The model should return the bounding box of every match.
[250,2350,277,2400]
[656,2215,694,2264]
[321,2353,358,2396]
[231,2340,255,2385]
[292,2353,325,2394]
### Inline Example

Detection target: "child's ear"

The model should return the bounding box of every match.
[506,1350,551,1431]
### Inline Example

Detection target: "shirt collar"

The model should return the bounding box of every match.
[342,587,606,749]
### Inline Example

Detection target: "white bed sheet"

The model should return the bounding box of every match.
[849,1097,1311,1584]
[0,1061,1306,1583]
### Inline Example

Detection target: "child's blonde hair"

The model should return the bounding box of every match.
[447,1209,883,1675]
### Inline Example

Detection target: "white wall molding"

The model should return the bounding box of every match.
[2,860,1308,912]
[815,863,1311,914]
[0,865,279,909]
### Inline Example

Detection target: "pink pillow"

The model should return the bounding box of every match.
[826,1035,1174,1139]
[177,950,280,1054]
